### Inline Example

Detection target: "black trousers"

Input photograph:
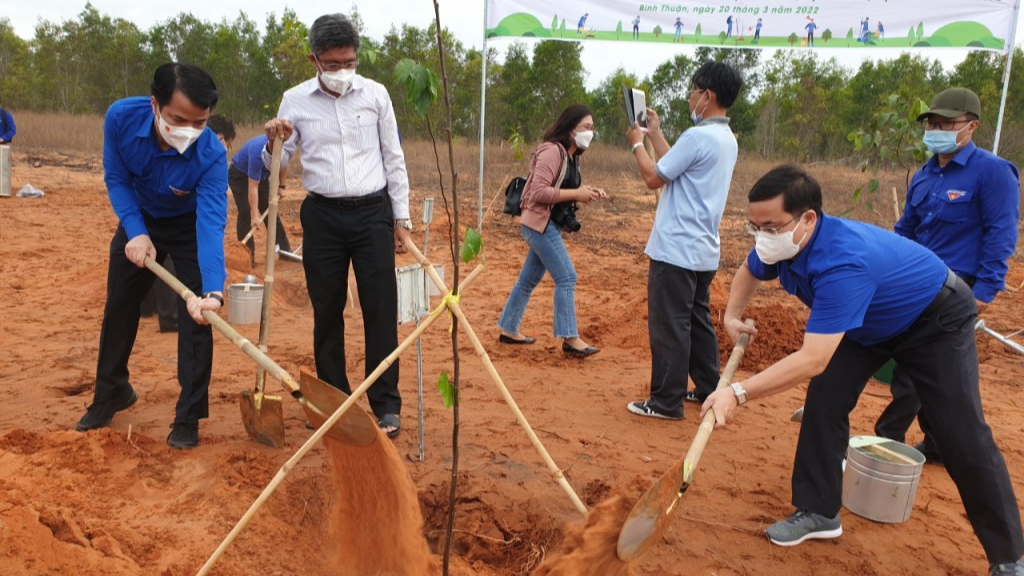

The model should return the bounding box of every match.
[300,193,400,418]
[875,275,978,448]
[794,276,1023,565]
[94,212,214,423]
[647,260,720,417]
[228,165,291,257]
[140,255,178,329]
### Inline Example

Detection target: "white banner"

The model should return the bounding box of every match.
[485,0,1019,51]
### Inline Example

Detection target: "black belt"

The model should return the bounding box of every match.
[919,269,958,319]
[308,188,386,209]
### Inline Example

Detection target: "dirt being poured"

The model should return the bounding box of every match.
[531,495,637,576]
[324,435,437,576]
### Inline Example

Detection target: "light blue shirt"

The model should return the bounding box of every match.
[645,117,738,271]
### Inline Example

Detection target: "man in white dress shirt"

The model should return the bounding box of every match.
[264,13,411,438]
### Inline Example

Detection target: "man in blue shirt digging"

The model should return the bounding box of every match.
[875,87,1020,462]
[75,63,229,450]
[701,164,1023,576]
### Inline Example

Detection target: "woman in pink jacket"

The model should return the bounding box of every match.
[497,104,606,356]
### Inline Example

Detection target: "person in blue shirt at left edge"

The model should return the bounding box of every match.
[75,63,229,451]
[701,165,1023,575]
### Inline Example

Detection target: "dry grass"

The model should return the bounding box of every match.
[10,110,909,229]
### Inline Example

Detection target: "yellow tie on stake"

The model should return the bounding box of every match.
[434,291,461,332]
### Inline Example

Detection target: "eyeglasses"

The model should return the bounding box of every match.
[315,56,358,72]
[745,213,802,236]
[920,118,972,131]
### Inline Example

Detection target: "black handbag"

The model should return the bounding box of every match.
[502,176,528,216]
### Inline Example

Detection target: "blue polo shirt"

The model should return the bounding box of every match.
[646,116,738,271]
[231,135,270,182]
[103,97,228,293]
[895,141,1020,303]
[747,213,948,346]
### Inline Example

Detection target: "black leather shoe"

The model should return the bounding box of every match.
[914,441,943,465]
[76,388,138,432]
[499,334,536,345]
[167,421,200,449]
[562,342,600,357]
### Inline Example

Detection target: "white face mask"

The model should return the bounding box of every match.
[754,213,810,265]
[320,68,356,94]
[573,130,594,149]
[156,113,203,154]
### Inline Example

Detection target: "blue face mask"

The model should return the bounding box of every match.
[922,125,968,155]
[690,92,708,125]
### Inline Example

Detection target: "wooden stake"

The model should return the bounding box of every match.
[404,239,589,516]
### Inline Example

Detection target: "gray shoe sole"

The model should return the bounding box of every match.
[767,525,842,547]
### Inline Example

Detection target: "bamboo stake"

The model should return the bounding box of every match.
[194,264,484,576]
[254,136,283,400]
[404,239,589,516]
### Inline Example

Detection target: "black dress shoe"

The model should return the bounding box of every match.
[167,421,199,449]
[499,334,536,345]
[76,388,139,432]
[562,342,600,357]
[914,441,943,465]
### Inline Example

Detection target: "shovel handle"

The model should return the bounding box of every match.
[254,137,284,393]
[681,320,754,486]
[143,256,309,405]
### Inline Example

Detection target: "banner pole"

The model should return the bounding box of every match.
[477,0,489,231]
[993,0,1021,155]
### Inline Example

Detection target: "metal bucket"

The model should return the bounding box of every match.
[0,145,11,198]
[842,436,925,523]
[226,283,264,325]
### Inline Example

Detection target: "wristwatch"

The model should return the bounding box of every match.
[630,142,644,153]
[395,219,413,231]
[203,292,224,306]
[730,382,748,405]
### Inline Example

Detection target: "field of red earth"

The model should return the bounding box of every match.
[1,148,1022,575]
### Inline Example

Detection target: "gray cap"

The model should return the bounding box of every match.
[916,88,981,121]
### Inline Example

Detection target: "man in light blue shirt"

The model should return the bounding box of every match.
[625,61,742,419]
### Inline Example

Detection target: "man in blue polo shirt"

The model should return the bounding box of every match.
[229,134,292,266]
[624,61,741,420]
[75,63,228,450]
[701,165,1023,575]
[875,87,1020,462]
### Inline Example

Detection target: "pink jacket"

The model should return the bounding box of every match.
[520,141,568,233]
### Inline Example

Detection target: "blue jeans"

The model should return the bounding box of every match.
[498,222,578,338]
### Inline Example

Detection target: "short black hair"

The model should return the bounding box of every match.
[150,63,219,110]
[692,61,743,109]
[206,114,236,141]
[543,104,593,157]
[748,164,823,216]
[309,14,360,56]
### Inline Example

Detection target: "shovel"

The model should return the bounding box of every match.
[239,136,286,448]
[143,256,378,447]
[617,320,755,561]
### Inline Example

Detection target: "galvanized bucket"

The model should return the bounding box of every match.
[842,435,925,523]
[226,282,264,325]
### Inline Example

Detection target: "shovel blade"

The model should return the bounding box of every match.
[617,460,686,562]
[299,369,378,447]
[240,390,286,448]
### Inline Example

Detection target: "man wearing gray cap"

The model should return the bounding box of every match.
[874,87,1020,466]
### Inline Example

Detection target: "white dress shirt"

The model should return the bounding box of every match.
[264,74,410,219]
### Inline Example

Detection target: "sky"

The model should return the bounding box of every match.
[3,0,1024,90]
